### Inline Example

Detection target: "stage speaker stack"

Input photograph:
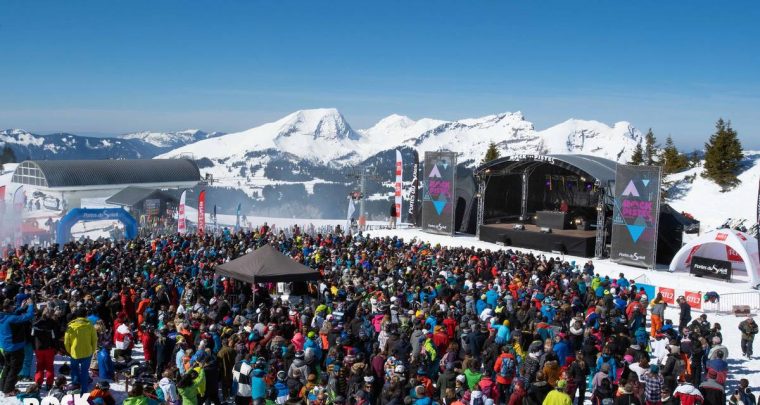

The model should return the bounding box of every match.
[503,236,511,245]
[552,242,567,255]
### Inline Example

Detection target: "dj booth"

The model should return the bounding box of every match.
[536,211,568,230]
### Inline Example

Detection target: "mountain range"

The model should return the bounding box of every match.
[2,108,644,218]
[0,128,225,160]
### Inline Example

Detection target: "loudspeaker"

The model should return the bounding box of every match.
[503,237,511,246]
[513,224,525,231]
[540,227,552,233]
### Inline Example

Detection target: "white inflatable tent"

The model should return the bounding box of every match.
[669,229,760,287]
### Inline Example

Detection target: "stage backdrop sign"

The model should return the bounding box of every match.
[690,255,732,280]
[610,165,662,269]
[422,151,457,235]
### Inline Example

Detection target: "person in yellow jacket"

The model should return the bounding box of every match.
[177,366,206,405]
[542,379,572,405]
[63,308,97,392]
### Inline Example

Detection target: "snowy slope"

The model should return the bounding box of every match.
[121,129,225,148]
[666,152,760,231]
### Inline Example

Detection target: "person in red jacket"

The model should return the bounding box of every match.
[120,287,136,322]
[493,346,516,397]
[141,325,156,368]
[508,379,527,405]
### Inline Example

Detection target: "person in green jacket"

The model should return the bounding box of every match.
[177,367,206,405]
[63,308,97,392]
[123,383,150,405]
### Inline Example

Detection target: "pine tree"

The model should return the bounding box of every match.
[644,128,659,166]
[703,118,744,190]
[661,135,689,175]
[0,146,15,166]
[629,142,644,165]
[481,142,501,165]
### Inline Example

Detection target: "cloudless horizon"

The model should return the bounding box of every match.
[1,1,759,149]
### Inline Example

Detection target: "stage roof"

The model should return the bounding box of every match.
[475,154,618,184]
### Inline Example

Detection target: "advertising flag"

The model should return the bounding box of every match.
[213,204,218,233]
[395,150,403,220]
[177,190,187,234]
[198,190,206,235]
[235,202,241,232]
[407,150,420,225]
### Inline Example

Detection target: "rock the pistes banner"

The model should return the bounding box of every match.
[407,150,421,226]
[422,151,456,235]
[610,165,662,269]
[395,150,403,219]
[198,190,206,236]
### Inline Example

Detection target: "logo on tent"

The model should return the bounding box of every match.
[428,165,442,178]
[439,159,449,170]
[432,198,447,215]
[716,233,728,241]
[621,180,640,197]
[626,217,647,243]
[642,179,651,187]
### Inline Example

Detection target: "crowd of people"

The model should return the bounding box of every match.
[0,224,755,405]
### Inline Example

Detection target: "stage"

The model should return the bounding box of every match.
[479,223,597,257]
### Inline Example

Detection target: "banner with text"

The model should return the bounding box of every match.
[395,150,403,219]
[610,165,662,269]
[685,290,702,310]
[690,255,732,280]
[422,151,457,235]
[407,150,421,226]
[198,190,206,236]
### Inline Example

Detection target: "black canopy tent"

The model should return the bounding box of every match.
[215,244,321,284]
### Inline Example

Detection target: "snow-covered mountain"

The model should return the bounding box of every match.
[0,128,222,160]
[161,108,642,166]
[121,129,225,148]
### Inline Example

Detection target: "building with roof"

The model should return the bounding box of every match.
[11,159,200,210]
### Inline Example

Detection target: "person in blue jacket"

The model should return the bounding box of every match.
[0,297,35,395]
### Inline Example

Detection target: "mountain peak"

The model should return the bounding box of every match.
[276,108,359,141]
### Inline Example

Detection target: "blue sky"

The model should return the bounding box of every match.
[1,1,759,149]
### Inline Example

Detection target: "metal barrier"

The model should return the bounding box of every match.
[632,274,651,284]
[702,291,760,313]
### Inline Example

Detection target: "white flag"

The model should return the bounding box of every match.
[347,198,355,221]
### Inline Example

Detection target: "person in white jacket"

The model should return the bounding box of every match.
[650,334,669,364]
[159,369,180,405]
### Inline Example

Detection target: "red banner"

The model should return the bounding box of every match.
[198,190,206,235]
[726,246,743,262]
[658,287,675,304]
[685,290,702,310]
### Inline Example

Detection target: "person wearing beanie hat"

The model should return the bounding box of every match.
[700,368,726,404]
[641,364,664,404]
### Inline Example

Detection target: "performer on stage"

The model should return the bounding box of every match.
[559,199,569,213]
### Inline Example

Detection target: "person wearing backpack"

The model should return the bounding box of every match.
[493,345,516,398]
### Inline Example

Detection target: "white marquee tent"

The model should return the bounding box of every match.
[669,228,760,287]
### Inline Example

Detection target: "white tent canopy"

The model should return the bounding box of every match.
[669,229,760,287]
